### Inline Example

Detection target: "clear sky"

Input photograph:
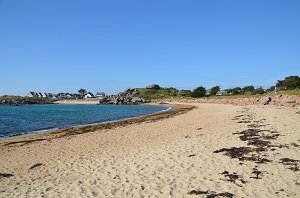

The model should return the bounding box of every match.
[0,0,299,96]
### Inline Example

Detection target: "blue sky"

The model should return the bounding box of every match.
[0,0,299,95]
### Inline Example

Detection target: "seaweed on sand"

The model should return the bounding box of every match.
[0,173,14,178]
[220,171,246,187]
[279,158,300,171]
[213,147,271,164]
[250,167,267,179]
[188,190,234,197]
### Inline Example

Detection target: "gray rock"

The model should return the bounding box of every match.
[261,97,272,105]
[146,84,160,89]
[132,97,143,104]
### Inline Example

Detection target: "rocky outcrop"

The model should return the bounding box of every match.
[153,95,300,107]
[146,84,161,89]
[0,96,54,105]
[98,89,150,105]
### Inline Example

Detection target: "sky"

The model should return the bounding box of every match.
[0,0,299,96]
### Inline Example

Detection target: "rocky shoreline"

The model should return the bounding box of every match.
[0,96,54,105]
[98,89,150,105]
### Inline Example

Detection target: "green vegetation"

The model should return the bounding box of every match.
[253,86,265,95]
[191,86,206,98]
[242,86,255,93]
[276,76,300,90]
[130,75,300,100]
[210,86,220,96]
[135,87,181,100]
[225,87,242,95]
[2,75,299,104]
[78,88,87,99]
[0,95,56,105]
[281,89,300,96]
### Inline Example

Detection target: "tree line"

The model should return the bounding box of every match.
[190,75,300,98]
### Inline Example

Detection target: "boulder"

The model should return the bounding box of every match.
[146,84,161,89]
[131,97,143,104]
[261,97,272,105]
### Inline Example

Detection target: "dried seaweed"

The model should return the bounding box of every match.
[279,158,300,171]
[214,147,270,163]
[0,173,14,178]
[188,190,234,197]
[29,163,43,170]
[250,167,267,179]
[220,171,246,187]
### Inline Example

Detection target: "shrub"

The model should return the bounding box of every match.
[210,86,220,96]
[191,86,206,98]
[276,76,300,90]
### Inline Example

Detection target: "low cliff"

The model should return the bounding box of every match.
[154,95,300,107]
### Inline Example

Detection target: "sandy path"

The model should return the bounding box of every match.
[0,104,299,197]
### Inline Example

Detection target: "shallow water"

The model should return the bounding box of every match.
[0,104,168,138]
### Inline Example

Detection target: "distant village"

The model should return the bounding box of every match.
[26,90,106,100]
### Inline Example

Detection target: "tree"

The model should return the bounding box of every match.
[225,87,242,95]
[254,86,265,95]
[276,76,300,90]
[191,86,206,98]
[210,86,220,95]
[178,90,192,97]
[266,86,275,92]
[78,88,87,99]
[242,86,255,93]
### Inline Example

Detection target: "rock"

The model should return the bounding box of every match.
[146,84,160,89]
[261,97,272,105]
[98,88,149,105]
[131,97,143,104]
[98,97,107,104]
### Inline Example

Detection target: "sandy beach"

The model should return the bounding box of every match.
[54,99,99,105]
[0,103,299,197]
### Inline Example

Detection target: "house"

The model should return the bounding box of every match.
[95,92,105,99]
[72,94,81,99]
[26,91,36,97]
[205,89,211,96]
[56,93,67,99]
[84,92,95,99]
[66,93,73,99]
[216,90,229,96]
[26,91,55,98]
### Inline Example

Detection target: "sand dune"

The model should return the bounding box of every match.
[0,103,299,197]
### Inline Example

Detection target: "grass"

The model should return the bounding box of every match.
[280,89,300,96]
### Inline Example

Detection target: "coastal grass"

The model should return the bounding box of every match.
[281,89,300,96]
[0,104,195,147]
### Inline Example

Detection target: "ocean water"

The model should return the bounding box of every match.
[0,104,169,138]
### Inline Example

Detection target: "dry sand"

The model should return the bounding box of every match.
[0,103,299,197]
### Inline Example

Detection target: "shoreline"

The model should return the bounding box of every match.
[54,99,99,105]
[0,104,172,141]
[0,103,299,197]
[0,104,195,147]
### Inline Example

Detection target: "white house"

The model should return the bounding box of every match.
[216,90,229,96]
[95,92,105,99]
[26,92,36,97]
[84,92,95,99]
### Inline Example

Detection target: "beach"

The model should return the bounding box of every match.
[54,99,99,105]
[0,103,299,197]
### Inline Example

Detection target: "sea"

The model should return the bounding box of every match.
[0,104,169,138]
